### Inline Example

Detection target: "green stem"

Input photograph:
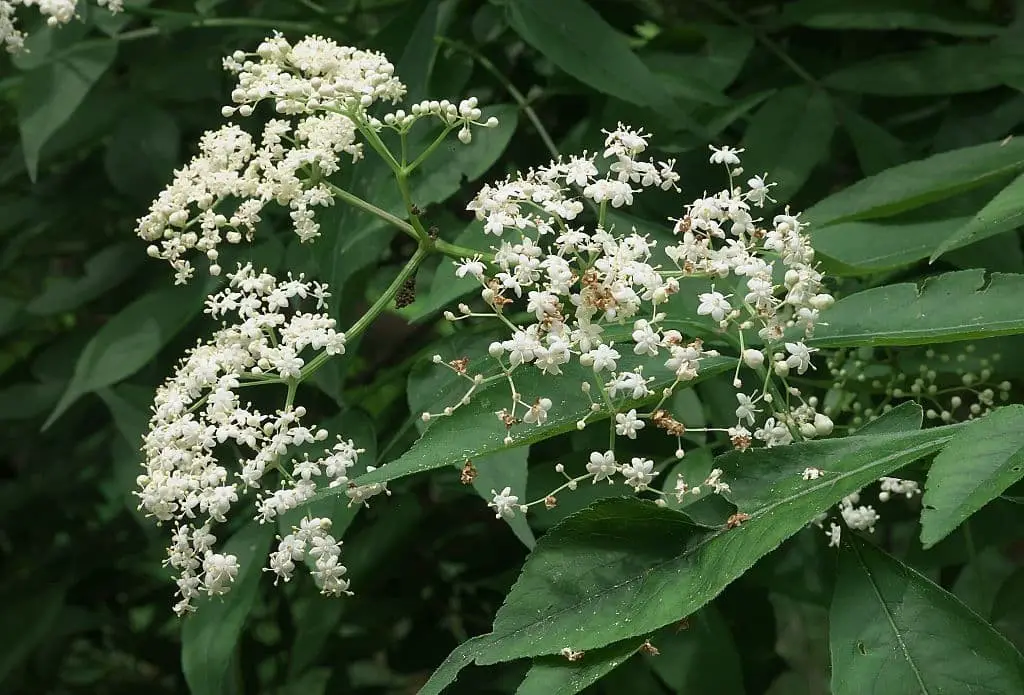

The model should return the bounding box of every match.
[324,181,419,242]
[404,125,456,176]
[300,244,431,381]
[438,37,560,159]
[434,238,493,262]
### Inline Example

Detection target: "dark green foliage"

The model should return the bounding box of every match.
[3,1,1024,694]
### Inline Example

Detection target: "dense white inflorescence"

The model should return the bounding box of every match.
[136,33,498,284]
[425,136,838,514]
[136,264,385,614]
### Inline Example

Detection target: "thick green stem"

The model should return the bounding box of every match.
[324,181,419,242]
[300,244,431,381]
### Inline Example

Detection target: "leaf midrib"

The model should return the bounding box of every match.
[479,434,953,661]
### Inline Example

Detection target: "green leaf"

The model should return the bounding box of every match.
[103,102,181,199]
[411,104,519,206]
[26,243,143,315]
[336,354,735,491]
[471,447,536,549]
[645,607,745,694]
[992,570,1024,652]
[181,520,274,695]
[808,270,1024,347]
[416,634,492,695]
[839,106,907,176]
[506,0,675,113]
[824,44,1011,95]
[830,536,1024,695]
[741,85,835,201]
[920,405,1024,548]
[0,584,66,683]
[44,279,212,428]
[781,0,1003,36]
[516,638,641,695]
[931,172,1024,262]
[804,139,1024,227]
[17,40,117,181]
[469,422,958,664]
[811,216,971,274]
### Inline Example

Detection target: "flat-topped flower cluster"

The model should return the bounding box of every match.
[136,33,497,284]
[136,264,386,614]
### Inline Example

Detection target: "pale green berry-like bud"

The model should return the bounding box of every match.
[799,422,817,438]
[813,413,833,436]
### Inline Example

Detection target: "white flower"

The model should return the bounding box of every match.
[621,457,657,491]
[489,487,521,519]
[784,342,817,374]
[614,409,645,439]
[582,344,621,373]
[709,145,743,166]
[697,291,732,322]
[586,450,619,483]
[606,370,652,400]
[802,467,823,481]
[879,477,920,502]
[825,522,841,548]
[523,398,553,426]
[735,393,760,426]
[455,256,486,280]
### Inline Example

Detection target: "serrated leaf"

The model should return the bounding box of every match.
[466,421,958,665]
[920,405,1024,548]
[741,85,835,200]
[506,0,676,113]
[805,139,1024,227]
[808,270,1024,347]
[181,520,274,695]
[830,536,1024,695]
[931,172,1024,262]
[17,40,117,181]
[516,638,641,695]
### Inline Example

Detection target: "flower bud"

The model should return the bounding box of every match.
[488,342,504,357]
[813,413,834,436]
[799,422,817,438]
[742,349,764,368]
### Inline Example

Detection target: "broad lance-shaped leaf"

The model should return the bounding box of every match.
[322,355,736,493]
[808,270,1024,348]
[505,0,710,128]
[804,138,1024,227]
[931,171,1024,262]
[462,418,960,666]
[830,536,1024,695]
[920,405,1024,548]
[44,277,214,429]
[181,520,274,695]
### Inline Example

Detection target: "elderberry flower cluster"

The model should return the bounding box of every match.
[426,133,835,518]
[136,264,382,614]
[811,474,921,547]
[137,33,498,284]
[1,0,121,53]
